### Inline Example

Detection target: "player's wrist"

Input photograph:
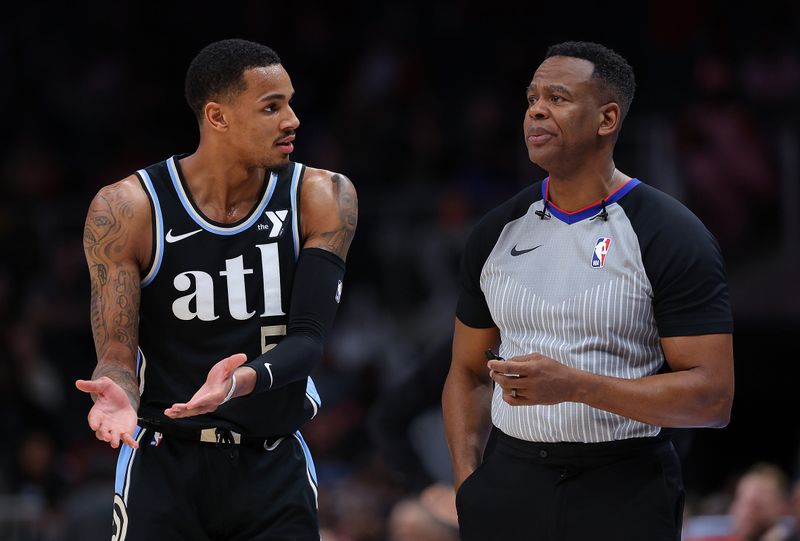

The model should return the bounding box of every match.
[230,366,257,398]
[222,372,238,404]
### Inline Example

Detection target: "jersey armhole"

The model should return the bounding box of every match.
[135,169,164,287]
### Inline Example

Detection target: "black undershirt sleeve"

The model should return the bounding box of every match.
[244,247,345,393]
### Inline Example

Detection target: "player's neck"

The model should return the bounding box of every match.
[546,161,629,212]
[178,150,267,223]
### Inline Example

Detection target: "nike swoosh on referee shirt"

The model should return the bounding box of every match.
[165,229,203,243]
[510,244,543,256]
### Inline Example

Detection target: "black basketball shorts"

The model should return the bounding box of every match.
[111,427,320,541]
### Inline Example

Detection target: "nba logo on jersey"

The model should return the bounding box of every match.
[591,237,612,268]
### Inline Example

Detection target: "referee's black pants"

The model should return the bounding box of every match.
[455,428,684,541]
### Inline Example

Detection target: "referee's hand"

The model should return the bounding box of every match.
[487,353,575,405]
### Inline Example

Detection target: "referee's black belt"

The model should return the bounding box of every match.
[138,419,288,449]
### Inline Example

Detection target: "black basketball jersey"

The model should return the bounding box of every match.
[134,155,321,437]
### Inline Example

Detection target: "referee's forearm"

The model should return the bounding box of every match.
[573,368,732,428]
[442,368,493,488]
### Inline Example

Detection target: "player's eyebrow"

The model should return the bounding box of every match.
[258,91,294,102]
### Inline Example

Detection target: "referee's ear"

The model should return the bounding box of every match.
[597,102,621,138]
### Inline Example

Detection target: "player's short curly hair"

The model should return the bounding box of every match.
[185,38,281,121]
[546,41,636,121]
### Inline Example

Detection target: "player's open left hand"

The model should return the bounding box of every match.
[164,353,248,419]
[487,353,576,406]
[75,377,139,449]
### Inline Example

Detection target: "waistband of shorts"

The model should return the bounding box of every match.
[138,419,288,448]
[494,428,669,460]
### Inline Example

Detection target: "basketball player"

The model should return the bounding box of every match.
[442,41,734,541]
[75,39,357,540]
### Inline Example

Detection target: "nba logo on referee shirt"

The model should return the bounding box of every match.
[591,237,612,268]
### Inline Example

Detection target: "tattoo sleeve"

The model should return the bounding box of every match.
[318,174,358,259]
[83,184,142,409]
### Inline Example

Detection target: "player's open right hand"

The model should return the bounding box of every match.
[75,377,139,449]
[164,353,248,419]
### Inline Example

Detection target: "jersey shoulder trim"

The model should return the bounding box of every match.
[290,162,305,260]
[136,167,164,287]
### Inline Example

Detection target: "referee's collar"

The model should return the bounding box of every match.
[541,177,641,224]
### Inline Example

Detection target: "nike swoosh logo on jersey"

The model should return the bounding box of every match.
[510,244,543,256]
[165,229,203,243]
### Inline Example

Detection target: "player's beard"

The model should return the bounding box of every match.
[264,157,291,174]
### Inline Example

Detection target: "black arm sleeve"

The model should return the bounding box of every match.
[245,247,345,393]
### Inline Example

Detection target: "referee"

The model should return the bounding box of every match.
[442,41,734,541]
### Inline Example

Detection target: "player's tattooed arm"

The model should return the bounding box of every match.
[301,170,358,260]
[317,174,358,259]
[83,177,150,408]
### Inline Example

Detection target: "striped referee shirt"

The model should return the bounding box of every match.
[456,178,732,443]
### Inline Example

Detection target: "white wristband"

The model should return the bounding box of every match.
[222,373,237,404]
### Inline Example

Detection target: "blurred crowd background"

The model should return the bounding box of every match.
[1,1,799,540]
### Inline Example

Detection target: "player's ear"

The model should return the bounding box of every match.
[204,102,228,131]
[598,102,620,137]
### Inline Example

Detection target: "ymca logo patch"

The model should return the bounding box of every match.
[591,237,612,268]
[256,209,289,238]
